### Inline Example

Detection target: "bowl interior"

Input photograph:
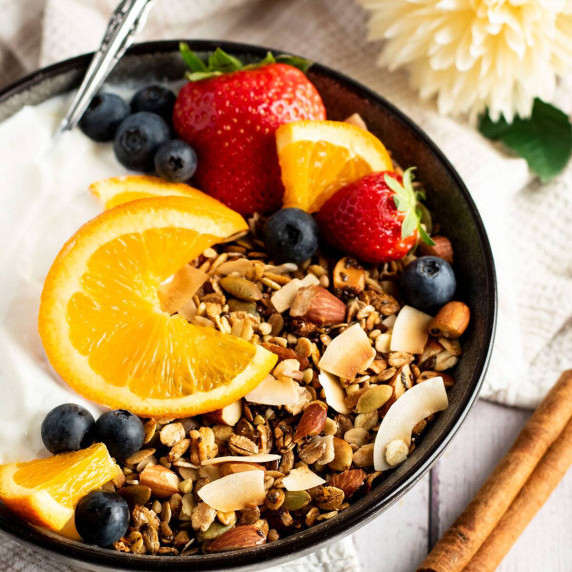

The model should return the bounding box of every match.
[0,40,496,571]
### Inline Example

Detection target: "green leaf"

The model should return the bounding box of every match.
[418,224,435,246]
[401,211,418,239]
[179,42,207,73]
[479,98,572,182]
[185,71,222,82]
[208,48,243,72]
[275,54,312,73]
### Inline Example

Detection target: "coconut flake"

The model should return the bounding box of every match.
[282,465,326,491]
[270,274,319,313]
[318,370,350,414]
[245,374,300,406]
[318,323,375,380]
[373,377,448,471]
[198,470,266,511]
[158,265,207,315]
[390,305,433,354]
[201,454,281,466]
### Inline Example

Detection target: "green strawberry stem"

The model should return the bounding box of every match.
[179,43,312,82]
[384,168,435,246]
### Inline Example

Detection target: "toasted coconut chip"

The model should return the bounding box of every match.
[245,374,300,406]
[318,323,375,380]
[282,465,326,491]
[198,471,266,512]
[318,370,350,414]
[158,265,208,315]
[390,305,433,354]
[201,454,281,466]
[382,314,397,330]
[178,298,197,321]
[271,274,319,313]
[315,435,335,465]
[373,377,448,471]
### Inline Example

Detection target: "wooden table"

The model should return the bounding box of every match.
[353,399,572,571]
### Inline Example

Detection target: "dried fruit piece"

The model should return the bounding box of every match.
[204,524,266,553]
[245,374,300,406]
[318,324,375,380]
[318,370,351,414]
[293,402,328,442]
[270,274,319,313]
[373,377,448,471]
[290,285,346,326]
[332,257,366,296]
[429,301,470,338]
[198,471,266,512]
[139,465,181,498]
[282,465,326,491]
[390,305,433,354]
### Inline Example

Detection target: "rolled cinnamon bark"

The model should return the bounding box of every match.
[417,370,572,572]
[464,418,572,571]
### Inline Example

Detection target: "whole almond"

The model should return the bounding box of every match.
[290,285,346,326]
[261,342,310,370]
[419,235,454,263]
[329,469,366,498]
[429,301,470,338]
[204,524,266,553]
[139,465,181,498]
[293,401,327,442]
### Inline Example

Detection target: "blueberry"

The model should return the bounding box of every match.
[41,404,95,454]
[400,256,456,313]
[131,85,176,123]
[75,491,129,547]
[264,208,319,264]
[79,93,129,142]
[93,410,144,460]
[154,140,198,182]
[113,112,170,171]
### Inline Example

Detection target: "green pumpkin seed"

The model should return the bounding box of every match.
[355,385,393,413]
[283,490,311,511]
[198,521,234,541]
[117,485,152,507]
[220,275,262,301]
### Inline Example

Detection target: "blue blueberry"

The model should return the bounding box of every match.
[264,208,319,264]
[400,256,456,313]
[154,140,198,182]
[75,491,129,547]
[93,410,144,460]
[79,93,129,142]
[131,85,176,123]
[41,404,95,454]
[113,112,170,171]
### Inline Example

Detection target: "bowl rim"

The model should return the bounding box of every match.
[0,39,497,571]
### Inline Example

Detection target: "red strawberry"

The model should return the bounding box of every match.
[316,169,434,263]
[173,47,326,215]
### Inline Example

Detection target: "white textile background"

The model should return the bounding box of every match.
[0,0,571,570]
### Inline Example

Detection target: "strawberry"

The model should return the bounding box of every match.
[316,168,434,263]
[173,46,326,215]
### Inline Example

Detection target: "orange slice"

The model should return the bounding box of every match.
[89,175,201,210]
[0,443,121,535]
[39,195,277,417]
[276,120,393,212]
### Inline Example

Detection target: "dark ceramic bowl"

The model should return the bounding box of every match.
[0,40,496,571]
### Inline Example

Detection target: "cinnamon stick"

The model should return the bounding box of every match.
[417,370,572,572]
[464,418,572,571]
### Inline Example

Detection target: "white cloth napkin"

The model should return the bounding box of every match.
[0,0,571,570]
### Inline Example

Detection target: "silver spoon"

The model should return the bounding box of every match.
[55,0,156,136]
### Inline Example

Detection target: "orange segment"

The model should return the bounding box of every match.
[39,195,277,417]
[0,443,121,534]
[276,120,393,212]
[90,175,202,209]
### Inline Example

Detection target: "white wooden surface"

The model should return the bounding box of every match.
[353,399,572,571]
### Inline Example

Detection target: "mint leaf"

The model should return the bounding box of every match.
[479,99,572,182]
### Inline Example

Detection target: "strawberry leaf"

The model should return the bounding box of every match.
[180,43,207,73]
[479,98,572,183]
[208,48,243,73]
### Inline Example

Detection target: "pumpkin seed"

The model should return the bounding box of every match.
[283,490,311,511]
[355,385,393,413]
[220,276,262,301]
[227,299,258,314]
[117,485,152,507]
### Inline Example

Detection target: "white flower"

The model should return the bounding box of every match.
[358,0,572,121]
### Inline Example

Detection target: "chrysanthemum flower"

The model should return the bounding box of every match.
[358,0,572,121]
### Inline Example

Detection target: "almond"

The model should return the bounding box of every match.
[204,524,266,553]
[429,301,470,338]
[419,235,454,263]
[139,465,181,498]
[203,400,242,427]
[293,401,327,442]
[290,285,346,326]
[261,343,310,370]
[329,469,366,498]
[332,257,366,296]
[218,462,265,477]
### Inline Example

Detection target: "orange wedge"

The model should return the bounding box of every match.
[90,175,201,210]
[276,120,393,212]
[0,443,121,535]
[39,194,277,417]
